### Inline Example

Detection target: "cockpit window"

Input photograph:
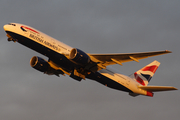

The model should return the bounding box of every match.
[8,23,16,26]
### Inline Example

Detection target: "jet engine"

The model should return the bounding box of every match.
[30,56,50,73]
[30,56,65,76]
[69,48,90,64]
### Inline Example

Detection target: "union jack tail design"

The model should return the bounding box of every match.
[129,60,160,86]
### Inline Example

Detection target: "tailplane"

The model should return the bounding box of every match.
[130,60,160,86]
[129,60,178,97]
[138,86,178,92]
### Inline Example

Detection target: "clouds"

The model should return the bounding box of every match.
[0,0,180,120]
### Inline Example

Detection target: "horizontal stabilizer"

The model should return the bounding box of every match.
[139,86,178,92]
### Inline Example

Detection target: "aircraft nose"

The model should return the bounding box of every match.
[3,23,16,32]
[3,24,9,31]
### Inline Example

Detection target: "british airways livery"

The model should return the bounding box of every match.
[3,23,177,97]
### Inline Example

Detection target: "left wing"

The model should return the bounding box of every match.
[89,50,171,69]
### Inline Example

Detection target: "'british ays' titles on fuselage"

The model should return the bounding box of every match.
[3,23,177,97]
[29,33,60,52]
[19,23,72,55]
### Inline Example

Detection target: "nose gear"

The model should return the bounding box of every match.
[6,34,17,42]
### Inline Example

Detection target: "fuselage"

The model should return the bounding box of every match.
[3,23,153,97]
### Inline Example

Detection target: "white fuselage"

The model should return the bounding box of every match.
[3,23,151,97]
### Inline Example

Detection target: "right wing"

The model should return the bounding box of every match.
[89,50,171,69]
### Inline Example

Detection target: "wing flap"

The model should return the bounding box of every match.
[139,86,178,92]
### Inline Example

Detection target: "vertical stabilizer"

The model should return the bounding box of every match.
[130,60,160,86]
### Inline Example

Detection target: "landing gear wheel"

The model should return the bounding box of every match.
[6,34,17,42]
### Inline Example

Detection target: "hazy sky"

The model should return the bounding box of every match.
[0,0,179,120]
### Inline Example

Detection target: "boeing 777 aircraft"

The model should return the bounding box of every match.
[3,23,177,97]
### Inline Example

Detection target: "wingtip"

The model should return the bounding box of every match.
[165,50,172,53]
[173,87,178,90]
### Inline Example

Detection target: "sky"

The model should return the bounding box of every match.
[0,0,179,120]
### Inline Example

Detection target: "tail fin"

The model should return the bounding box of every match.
[130,60,160,86]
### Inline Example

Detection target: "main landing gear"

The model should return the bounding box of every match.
[6,34,17,42]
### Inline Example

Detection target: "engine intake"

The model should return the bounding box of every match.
[69,48,90,64]
[30,56,50,73]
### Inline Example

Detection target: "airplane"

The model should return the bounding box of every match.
[3,23,177,97]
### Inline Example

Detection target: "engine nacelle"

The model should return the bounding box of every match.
[30,56,50,73]
[69,48,90,64]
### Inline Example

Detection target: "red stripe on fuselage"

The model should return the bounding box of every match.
[21,26,39,34]
[141,65,158,73]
